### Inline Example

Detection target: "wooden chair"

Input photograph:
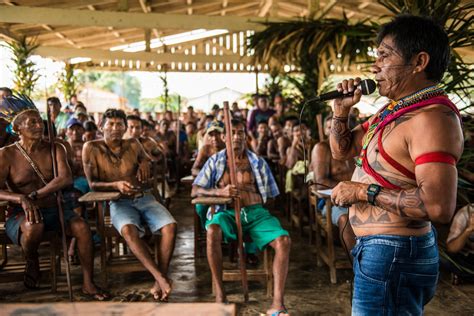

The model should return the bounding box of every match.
[310,187,351,284]
[289,174,308,237]
[191,196,274,298]
[78,191,160,286]
[0,200,60,292]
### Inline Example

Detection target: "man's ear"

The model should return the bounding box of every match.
[412,52,430,74]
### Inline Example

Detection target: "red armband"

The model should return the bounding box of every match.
[361,120,370,133]
[415,152,457,166]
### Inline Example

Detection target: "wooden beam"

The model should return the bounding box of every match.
[117,0,128,12]
[34,46,252,64]
[0,27,21,42]
[0,5,285,31]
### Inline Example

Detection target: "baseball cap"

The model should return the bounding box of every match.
[66,117,83,129]
[206,120,224,135]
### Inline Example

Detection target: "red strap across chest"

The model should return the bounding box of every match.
[361,95,460,189]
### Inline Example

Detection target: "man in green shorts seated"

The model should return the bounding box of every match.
[192,119,291,316]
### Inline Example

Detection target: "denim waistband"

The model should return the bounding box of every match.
[356,229,436,249]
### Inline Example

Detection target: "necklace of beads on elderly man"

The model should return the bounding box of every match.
[356,84,446,167]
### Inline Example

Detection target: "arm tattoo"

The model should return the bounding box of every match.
[375,187,429,220]
[330,116,352,154]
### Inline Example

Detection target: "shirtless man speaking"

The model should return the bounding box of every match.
[329,15,463,314]
[83,109,176,301]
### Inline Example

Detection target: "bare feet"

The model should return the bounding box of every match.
[24,258,41,289]
[149,281,162,300]
[152,278,173,302]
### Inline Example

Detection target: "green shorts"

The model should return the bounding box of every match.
[205,204,289,250]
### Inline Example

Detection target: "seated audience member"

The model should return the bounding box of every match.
[251,120,271,157]
[310,114,356,251]
[185,121,198,157]
[0,87,13,99]
[191,121,226,227]
[156,119,176,155]
[45,97,70,138]
[267,122,284,160]
[269,94,286,126]
[0,117,18,148]
[285,123,313,170]
[442,204,474,284]
[196,114,215,150]
[231,102,243,119]
[83,109,176,301]
[142,120,157,140]
[183,106,199,125]
[83,120,98,142]
[278,117,296,166]
[0,95,107,299]
[247,94,276,138]
[126,115,163,161]
[192,119,291,315]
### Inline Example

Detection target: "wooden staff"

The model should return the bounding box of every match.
[175,96,181,185]
[223,101,249,302]
[46,109,73,301]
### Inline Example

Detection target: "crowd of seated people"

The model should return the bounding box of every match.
[0,85,472,314]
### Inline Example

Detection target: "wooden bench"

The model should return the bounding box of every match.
[309,187,351,284]
[191,196,273,298]
[1,302,236,316]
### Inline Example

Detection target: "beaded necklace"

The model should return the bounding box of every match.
[356,85,446,167]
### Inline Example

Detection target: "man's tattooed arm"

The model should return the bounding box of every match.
[329,116,365,161]
[375,187,429,220]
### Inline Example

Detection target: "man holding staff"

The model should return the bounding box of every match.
[192,118,291,316]
[0,95,106,299]
[329,15,463,314]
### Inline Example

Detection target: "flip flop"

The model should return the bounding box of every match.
[24,259,41,290]
[82,286,111,301]
[261,306,289,316]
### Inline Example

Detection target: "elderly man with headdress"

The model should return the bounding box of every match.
[0,94,108,300]
[329,15,463,314]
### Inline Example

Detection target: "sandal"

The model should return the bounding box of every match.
[24,258,41,290]
[263,306,289,316]
[82,285,111,301]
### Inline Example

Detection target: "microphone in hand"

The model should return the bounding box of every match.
[310,79,376,102]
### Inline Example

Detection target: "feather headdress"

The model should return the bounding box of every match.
[0,93,39,124]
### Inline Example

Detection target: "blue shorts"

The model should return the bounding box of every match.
[5,201,78,245]
[109,193,176,238]
[320,205,348,227]
[351,229,439,315]
[73,176,90,194]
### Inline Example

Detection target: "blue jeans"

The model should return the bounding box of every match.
[351,229,439,316]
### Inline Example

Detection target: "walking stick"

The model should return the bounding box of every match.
[223,101,249,302]
[46,109,73,301]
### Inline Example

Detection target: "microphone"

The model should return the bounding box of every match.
[310,79,376,102]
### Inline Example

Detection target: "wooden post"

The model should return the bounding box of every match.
[223,101,249,302]
[316,113,324,142]
[46,106,73,301]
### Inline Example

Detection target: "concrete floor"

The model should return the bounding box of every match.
[1,190,473,315]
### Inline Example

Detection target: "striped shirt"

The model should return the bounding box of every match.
[193,149,279,214]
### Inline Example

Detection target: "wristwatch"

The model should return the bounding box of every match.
[28,191,38,200]
[367,184,381,205]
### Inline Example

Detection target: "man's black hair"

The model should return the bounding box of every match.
[229,118,247,133]
[84,120,98,132]
[142,119,155,129]
[257,119,269,126]
[47,97,61,105]
[205,114,215,120]
[127,114,142,123]
[0,87,13,95]
[101,108,127,127]
[377,14,450,82]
